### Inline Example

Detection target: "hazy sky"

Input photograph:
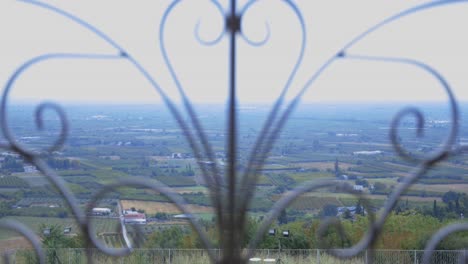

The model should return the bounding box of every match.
[0,0,467,104]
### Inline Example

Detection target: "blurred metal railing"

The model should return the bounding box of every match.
[2,248,467,264]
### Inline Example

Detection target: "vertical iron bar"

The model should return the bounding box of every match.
[169,248,172,264]
[226,0,239,263]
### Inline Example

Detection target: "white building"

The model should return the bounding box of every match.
[352,150,383,155]
[124,213,147,224]
[91,208,111,215]
[353,185,364,191]
[122,209,140,215]
[23,165,38,173]
[173,214,194,220]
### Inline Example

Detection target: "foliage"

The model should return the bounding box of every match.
[39,224,85,264]
[46,157,81,170]
[0,176,29,188]
[278,209,288,225]
[355,199,364,216]
[355,178,369,187]
[154,212,170,220]
[145,226,186,248]
[442,191,460,204]
[1,156,24,173]
[321,204,338,217]
[152,176,196,187]
[373,182,387,192]
[40,224,82,248]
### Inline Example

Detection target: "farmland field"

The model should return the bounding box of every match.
[172,186,209,194]
[0,237,33,251]
[153,176,197,187]
[90,217,121,234]
[0,216,79,240]
[14,174,48,187]
[291,191,442,203]
[0,176,28,188]
[289,196,342,211]
[99,234,125,248]
[409,183,468,194]
[120,200,213,215]
[0,216,122,241]
[290,172,335,184]
[292,161,354,171]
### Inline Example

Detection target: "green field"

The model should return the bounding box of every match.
[0,216,79,240]
[0,216,122,241]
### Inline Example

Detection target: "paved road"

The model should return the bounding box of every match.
[117,201,132,248]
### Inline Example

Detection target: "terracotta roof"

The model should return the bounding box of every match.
[124,213,146,219]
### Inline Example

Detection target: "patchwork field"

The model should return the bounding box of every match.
[271,191,343,210]
[289,196,342,211]
[0,237,32,251]
[14,174,48,187]
[172,186,209,194]
[292,161,354,171]
[409,183,468,194]
[120,200,213,215]
[287,191,441,203]
[0,216,121,241]
[0,216,80,240]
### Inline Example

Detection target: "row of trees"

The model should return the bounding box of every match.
[151,164,195,177]
[32,193,468,253]
[33,211,466,263]
[429,191,468,219]
[1,156,24,173]
[46,157,80,170]
[394,191,468,221]
[140,212,467,250]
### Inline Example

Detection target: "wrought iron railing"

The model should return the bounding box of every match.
[4,248,468,264]
[1,1,468,263]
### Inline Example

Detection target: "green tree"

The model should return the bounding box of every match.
[432,200,438,218]
[321,204,338,217]
[355,199,364,216]
[40,224,83,249]
[145,226,185,248]
[278,209,288,225]
[40,224,84,263]
[373,182,387,192]
[355,179,369,187]
[343,209,353,220]
[2,156,24,172]
[334,158,340,177]
[442,191,459,204]
[281,233,310,249]
[154,212,169,220]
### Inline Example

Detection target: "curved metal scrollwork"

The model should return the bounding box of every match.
[1,0,467,263]
[0,220,45,263]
